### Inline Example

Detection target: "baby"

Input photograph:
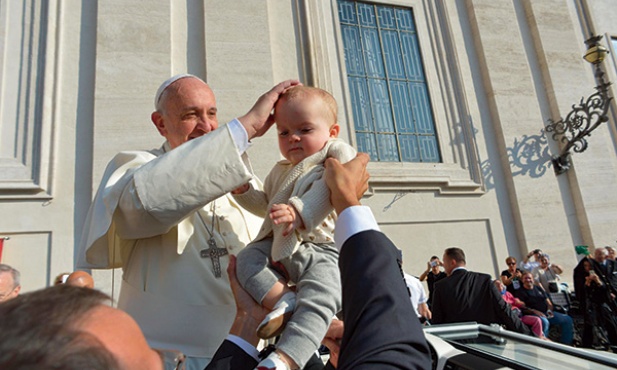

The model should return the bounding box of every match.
[232,86,356,369]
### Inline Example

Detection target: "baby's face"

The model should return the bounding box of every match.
[275,96,339,165]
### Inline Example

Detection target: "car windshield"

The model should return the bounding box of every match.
[425,323,617,370]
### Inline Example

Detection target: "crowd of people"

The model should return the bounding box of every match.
[412,245,617,349]
[1,73,615,369]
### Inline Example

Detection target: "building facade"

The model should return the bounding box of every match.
[1,0,616,299]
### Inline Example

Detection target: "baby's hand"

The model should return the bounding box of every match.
[270,204,302,236]
[231,183,250,195]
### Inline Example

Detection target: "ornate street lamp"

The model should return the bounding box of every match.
[545,35,613,175]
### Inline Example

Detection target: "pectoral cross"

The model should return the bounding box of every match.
[200,238,228,278]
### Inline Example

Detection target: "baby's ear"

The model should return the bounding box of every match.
[330,123,340,138]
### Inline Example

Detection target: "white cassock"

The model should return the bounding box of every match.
[77,121,263,363]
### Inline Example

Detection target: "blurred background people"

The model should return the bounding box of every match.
[431,247,531,335]
[419,255,446,308]
[400,251,431,322]
[66,271,95,289]
[593,247,617,293]
[54,272,71,286]
[532,253,564,293]
[494,279,546,339]
[0,264,21,303]
[403,272,431,323]
[520,249,543,272]
[501,256,523,294]
[515,272,573,345]
[573,257,617,348]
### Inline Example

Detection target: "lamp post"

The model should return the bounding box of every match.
[545,35,613,175]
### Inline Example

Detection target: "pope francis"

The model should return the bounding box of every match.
[78,75,299,369]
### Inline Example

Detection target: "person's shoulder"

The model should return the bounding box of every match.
[404,273,422,288]
[406,274,422,284]
[113,148,159,160]
[463,271,494,287]
[472,271,493,282]
[500,269,509,276]
[106,149,159,171]
[434,275,449,287]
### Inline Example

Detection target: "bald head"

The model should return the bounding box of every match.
[66,271,94,289]
[594,247,608,263]
[0,264,21,302]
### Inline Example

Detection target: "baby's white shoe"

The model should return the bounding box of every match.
[255,352,291,370]
[257,292,296,339]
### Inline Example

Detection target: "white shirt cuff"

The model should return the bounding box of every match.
[225,334,260,361]
[334,206,380,251]
[227,118,250,154]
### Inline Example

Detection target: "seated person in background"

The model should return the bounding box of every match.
[532,253,564,293]
[431,247,531,335]
[400,253,431,322]
[493,279,547,339]
[0,264,21,302]
[520,248,543,272]
[574,256,617,347]
[593,247,617,294]
[514,272,573,345]
[419,255,446,307]
[231,86,356,369]
[66,271,95,289]
[501,256,523,294]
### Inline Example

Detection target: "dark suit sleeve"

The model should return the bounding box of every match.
[431,280,445,324]
[488,281,532,336]
[607,261,617,294]
[204,339,257,370]
[337,230,431,370]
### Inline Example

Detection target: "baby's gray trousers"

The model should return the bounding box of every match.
[236,238,341,368]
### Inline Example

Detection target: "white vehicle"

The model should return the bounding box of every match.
[424,322,617,370]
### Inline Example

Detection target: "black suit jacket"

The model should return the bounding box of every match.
[431,269,531,335]
[336,230,431,370]
[593,259,617,294]
[205,339,257,370]
[205,230,431,370]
